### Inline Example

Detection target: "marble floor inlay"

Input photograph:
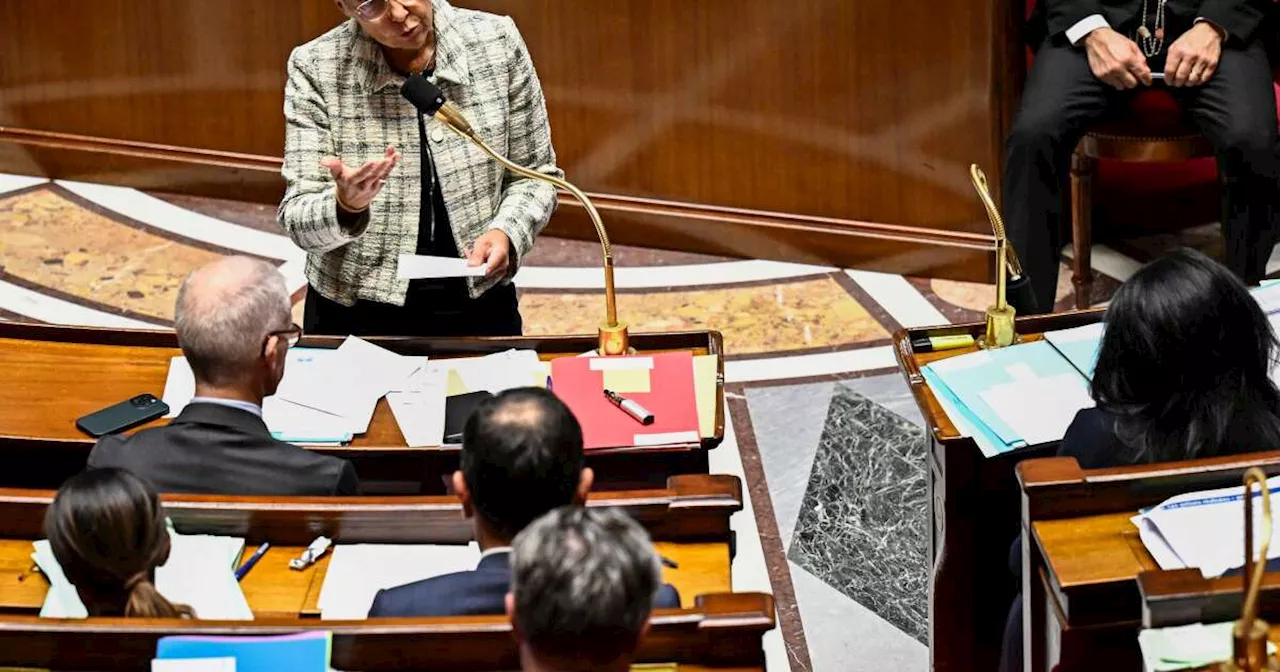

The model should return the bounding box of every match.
[788,386,929,644]
[0,187,232,320]
[519,276,891,356]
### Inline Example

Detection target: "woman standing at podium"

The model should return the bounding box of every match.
[278,0,562,337]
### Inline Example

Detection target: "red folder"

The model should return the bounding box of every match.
[550,352,700,450]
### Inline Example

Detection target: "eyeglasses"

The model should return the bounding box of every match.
[352,0,391,21]
[266,323,303,350]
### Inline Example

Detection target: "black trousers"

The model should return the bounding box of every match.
[303,280,523,338]
[1004,35,1278,313]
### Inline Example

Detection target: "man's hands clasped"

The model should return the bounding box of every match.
[1165,22,1223,87]
[1082,23,1222,90]
[1084,28,1152,89]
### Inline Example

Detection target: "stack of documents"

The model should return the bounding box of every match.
[316,543,480,619]
[921,341,1095,456]
[272,337,421,437]
[1134,475,1280,578]
[921,282,1280,457]
[443,349,548,394]
[384,349,547,447]
[35,524,252,620]
[164,337,427,445]
[1139,622,1276,671]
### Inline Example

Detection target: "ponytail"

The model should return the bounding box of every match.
[123,573,195,619]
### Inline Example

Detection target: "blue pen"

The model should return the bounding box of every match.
[546,375,553,391]
[235,542,271,581]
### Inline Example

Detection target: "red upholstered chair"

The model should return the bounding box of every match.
[1022,0,1280,309]
[1069,90,1215,308]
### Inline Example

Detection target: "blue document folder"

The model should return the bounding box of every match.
[922,340,1090,456]
[156,631,331,672]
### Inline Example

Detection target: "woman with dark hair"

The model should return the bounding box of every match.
[1001,248,1280,672]
[1071,246,1280,466]
[45,468,194,618]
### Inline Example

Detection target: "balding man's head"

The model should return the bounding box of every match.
[455,388,590,541]
[175,257,292,388]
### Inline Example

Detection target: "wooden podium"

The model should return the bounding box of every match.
[0,321,724,493]
[894,309,1104,672]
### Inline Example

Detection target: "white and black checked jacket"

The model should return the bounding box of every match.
[278,0,561,306]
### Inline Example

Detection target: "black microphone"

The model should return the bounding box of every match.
[401,74,474,137]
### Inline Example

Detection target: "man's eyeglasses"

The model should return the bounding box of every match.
[266,324,304,350]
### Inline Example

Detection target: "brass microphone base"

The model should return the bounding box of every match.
[598,322,631,356]
[1219,619,1278,671]
[979,305,1017,350]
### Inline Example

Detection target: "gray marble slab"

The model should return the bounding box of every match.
[788,386,928,643]
[743,382,834,547]
[790,560,927,671]
[833,373,924,428]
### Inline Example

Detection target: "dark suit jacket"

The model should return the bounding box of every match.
[1030,0,1272,46]
[87,402,359,496]
[367,550,683,618]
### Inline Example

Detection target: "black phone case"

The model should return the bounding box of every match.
[75,394,170,438]
[443,391,494,444]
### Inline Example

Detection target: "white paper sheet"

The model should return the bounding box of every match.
[262,397,353,444]
[978,373,1096,445]
[396,254,487,279]
[1141,476,1280,578]
[1133,515,1188,571]
[387,365,448,447]
[335,337,419,393]
[1253,281,1280,316]
[154,533,253,621]
[317,543,481,620]
[152,659,236,672]
[448,350,546,394]
[162,356,196,418]
[1139,622,1276,671]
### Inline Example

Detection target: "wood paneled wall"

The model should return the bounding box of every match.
[0,1,1012,280]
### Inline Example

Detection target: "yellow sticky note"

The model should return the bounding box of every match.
[445,369,469,396]
[603,368,651,394]
[693,355,717,438]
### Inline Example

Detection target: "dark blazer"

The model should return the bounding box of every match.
[87,402,359,496]
[367,551,683,618]
[1029,0,1272,46]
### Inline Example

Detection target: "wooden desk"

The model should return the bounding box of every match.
[0,322,725,493]
[894,310,1103,672]
[0,474,741,615]
[0,592,776,671]
[0,539,728,618]
[1018,453,1280,672]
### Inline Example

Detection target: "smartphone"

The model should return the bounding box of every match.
[76,394,169,437]
[443,391,494,444]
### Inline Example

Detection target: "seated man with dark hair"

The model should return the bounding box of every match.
[368,387,679,617]
[507,506,664,672]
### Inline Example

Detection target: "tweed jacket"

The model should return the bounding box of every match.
[278,0,561,306]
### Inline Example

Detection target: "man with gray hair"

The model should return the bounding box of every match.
[506,507,664,672]
[88,256,359,495]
